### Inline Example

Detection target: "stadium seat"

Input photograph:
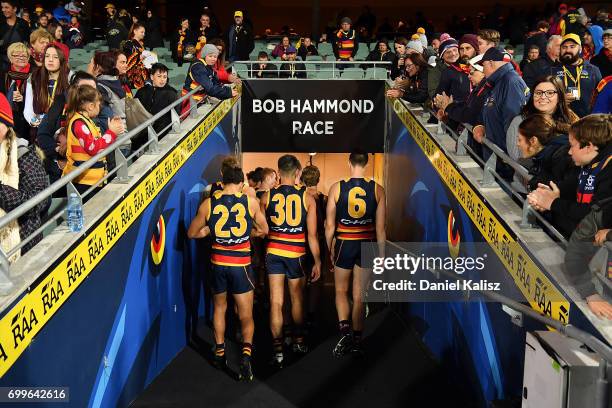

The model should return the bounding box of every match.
[341,68,364,79]
[305,55,323,62]
[315,69,339,79]
[317,43,334,57]
[364,67,388,79]
[233,63,249,78]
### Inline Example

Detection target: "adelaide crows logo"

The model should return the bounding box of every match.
[150,215,166,266]
[447,210,461,259]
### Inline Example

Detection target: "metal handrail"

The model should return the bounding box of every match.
[386,240,611,408]
[233,60,392,79]
[416,105,568,245]
[0,85,205,233]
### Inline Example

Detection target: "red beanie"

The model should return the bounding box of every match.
[0,93,14,129]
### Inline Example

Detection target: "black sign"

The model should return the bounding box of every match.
[241,80,385,153]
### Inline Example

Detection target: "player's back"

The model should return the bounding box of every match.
[265,185,308,258]
[208,191,254,266]
[335,178,378,241]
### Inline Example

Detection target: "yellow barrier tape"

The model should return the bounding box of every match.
[391,99,570,323]
[0,98,236,378]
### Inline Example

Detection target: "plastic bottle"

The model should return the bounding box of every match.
[66,193,83,232]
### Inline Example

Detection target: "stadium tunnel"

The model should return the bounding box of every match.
[0,77,610,408]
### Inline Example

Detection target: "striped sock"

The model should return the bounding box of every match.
[215,343,225,357]
[242,342,252,358]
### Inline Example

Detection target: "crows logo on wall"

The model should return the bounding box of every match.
[447,209,461,259]
[150,215,166,266]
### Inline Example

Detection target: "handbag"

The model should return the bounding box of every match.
[125,97,152,131]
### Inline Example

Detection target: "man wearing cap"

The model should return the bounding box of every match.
[472,47,528,172]
[433,36,471,113]
[0,0,31,71]
[552,33,602,117]
[591,29,612,78]
[227,10,254,63]
[333,17,358,64]
[104,3,127,51]
[279,46,306,79]
[181,44,238,114]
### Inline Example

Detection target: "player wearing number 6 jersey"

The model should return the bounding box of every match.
[260,155,322,367]
[326,151,386,357]
[187,165,268,381]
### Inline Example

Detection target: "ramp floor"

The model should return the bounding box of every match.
[131,287,475,408]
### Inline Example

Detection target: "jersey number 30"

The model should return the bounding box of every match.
[270,194,302,226]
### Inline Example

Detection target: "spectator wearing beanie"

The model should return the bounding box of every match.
[333,17,359,64]
[427,33,451,99]
[591,29,612,78]
[458,34,479,63]
[433,36,471,110]
[406,34,423,54]
[0,93,49,257]
[180,44,237,115]
[417,27,428,49]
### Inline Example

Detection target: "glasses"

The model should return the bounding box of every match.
[405,63,415,69]
[11,54,28,59]
[534,90,557,99]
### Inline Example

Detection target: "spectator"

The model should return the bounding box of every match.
[20,8,30,28]
[506,75,578,161]
[171,18,196,67]
[433,36,471,109]
[520,45,540,73]
[37,71,112,184]
[198,13,219,45]
[333,17,358,63]
[297,36,318,61]
[391,37,409,80]
[123,22,148,90]
[591,29,612,78]
[440,54,491,129]
[0,93,49,257]
[114,51,132,97]
[528,114,612,238]
[386,52,429,104]
[46,21,69,60]
[592,9,611,30]
[24,44,70,141]
[135,63,178,146]
[366,38,393,63]
[272,36,292,60]
[552,34,602,117]
[279,46,306,79]
[548,3,567,36]
[209,38,240,85]
[35,13,48,30]
[28,28,53,68]
[592,76,612,114]
[516,114,574,192]
[104,4,127,51]
[32,6,45,27]
[583,25,604,61]
[62,84,124,195]
[523,20,549,60]
[143,9,163,50]
[0,42,31,140]
[477,28,500,55]
[117,9,132,32]
[406,35,423,54]
[89,51,127,140]
[472,47,529,169]
[0,0,31,71]
[523,35,562,90]
[561,6,585,37]
[416,27,428,49]
[458,34,479,63]
[250,51,278,78]
[180,44,237,114]
[227,10,254,62]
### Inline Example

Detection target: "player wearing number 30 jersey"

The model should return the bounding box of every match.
[326,151,386,357]
[187,165,268,382]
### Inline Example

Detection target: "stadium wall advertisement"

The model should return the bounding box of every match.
[241,79,385,153]
[0,99,238,407]
[386,99,600,406]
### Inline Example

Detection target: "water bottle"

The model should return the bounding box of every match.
[67,193,83,232]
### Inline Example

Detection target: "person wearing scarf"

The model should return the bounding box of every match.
[123,23,148,90]
[583,25,604,62]
[171,18,196,67]
[0,93,50,257]
[0,43,32,140]
[592,29,612,78]
[28,27,53,68]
